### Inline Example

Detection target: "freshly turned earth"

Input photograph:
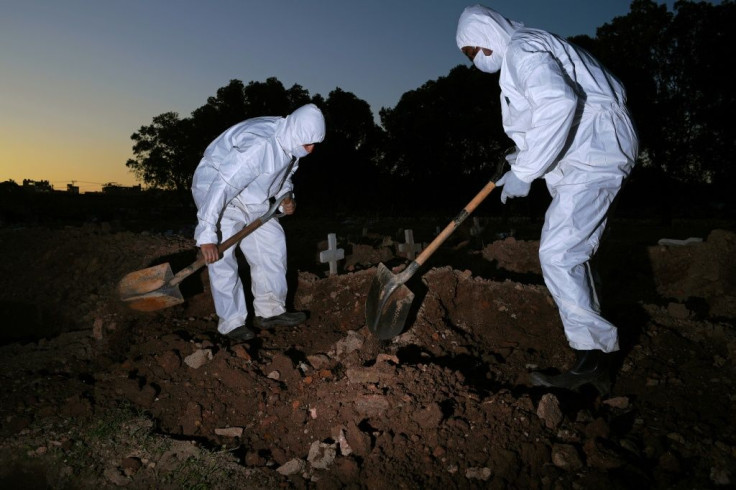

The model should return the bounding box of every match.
[0,218,734,489]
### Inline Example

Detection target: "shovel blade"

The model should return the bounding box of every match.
[365,263,415,339]
[122,284,185,311]
[118,263,184,311]
[118,263,173,298]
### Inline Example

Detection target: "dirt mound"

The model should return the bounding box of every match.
[482,236,542,275]
[0,223,735,488]
[648,229,736,317]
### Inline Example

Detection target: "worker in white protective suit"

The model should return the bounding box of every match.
[191,103,326,342]
[457,5,638,394]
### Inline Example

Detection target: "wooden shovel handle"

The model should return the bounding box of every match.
[414,180,497,267]
[168,192,292,287]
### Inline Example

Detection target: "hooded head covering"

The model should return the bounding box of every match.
[456,5,523,72]
[277,103,326,157]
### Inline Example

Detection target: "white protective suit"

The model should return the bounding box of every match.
[191,103,326,334]
[457,5,639,353]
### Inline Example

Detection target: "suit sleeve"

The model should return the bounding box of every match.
[506,48,578,182]
[194,146,265,245]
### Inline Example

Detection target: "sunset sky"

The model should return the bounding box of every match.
[1,1,677,193]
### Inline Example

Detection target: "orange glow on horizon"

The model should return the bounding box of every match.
[1,127,139,193]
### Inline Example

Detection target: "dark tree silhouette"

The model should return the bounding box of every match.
[661,0,736,186]
[126,79,384,213]
[293,88,386,214]
[125,1,735,218]
[126,78,316,201]
[572,0,735,219]
[0,180,20,193]
[126,112,196,199]
[379,65,509,211]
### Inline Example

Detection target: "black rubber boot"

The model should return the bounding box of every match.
[530,349,612,395]
[254,311,307,329]
[224,325,256,342]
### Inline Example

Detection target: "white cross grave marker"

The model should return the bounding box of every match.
[470,217,484,237]
[398,229,422,260]
[319,233,344,275]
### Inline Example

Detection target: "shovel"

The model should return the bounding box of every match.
[118,192,291,312]
[365,179,501,339]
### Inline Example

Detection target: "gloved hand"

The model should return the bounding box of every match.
[496,170,531,204]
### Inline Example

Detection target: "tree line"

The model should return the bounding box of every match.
[126,0,735,218]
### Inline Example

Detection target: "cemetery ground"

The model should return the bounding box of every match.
[0,200,735,489]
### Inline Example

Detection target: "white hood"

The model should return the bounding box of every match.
[456,4,523,62]
[276,103,326,157]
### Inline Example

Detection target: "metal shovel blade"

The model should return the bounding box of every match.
[366,262,416,339]
[364,176,504,340]
[122,283,185,311]
[118,263,171,298]
[118,263,185,311]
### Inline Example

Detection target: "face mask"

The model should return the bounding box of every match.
[473,49,502,73]
[292,144,309,158]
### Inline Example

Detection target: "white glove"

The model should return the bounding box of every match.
[496,170,531,204]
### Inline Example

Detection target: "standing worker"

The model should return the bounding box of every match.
[192,103,326,341]
[456,5,639,393]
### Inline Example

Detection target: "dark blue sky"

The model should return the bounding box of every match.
[1,0,677,190]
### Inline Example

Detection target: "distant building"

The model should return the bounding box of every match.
[22,179,53,192]
[66,184,80,194]
[102,182,142,194]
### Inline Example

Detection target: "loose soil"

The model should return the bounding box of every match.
[0,216,734,489]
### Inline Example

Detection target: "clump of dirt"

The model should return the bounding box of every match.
[482,236,542,274]
[0,223,735,489]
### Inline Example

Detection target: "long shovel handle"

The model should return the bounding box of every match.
[415,180,497,269]
[168,192,292,287]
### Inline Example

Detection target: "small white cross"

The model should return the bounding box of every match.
[397,229,422,260]
[319,233,345,275]
[470,217,485,237]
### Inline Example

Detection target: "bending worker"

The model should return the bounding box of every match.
[191,103,326,342]
[456,5,639,393]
